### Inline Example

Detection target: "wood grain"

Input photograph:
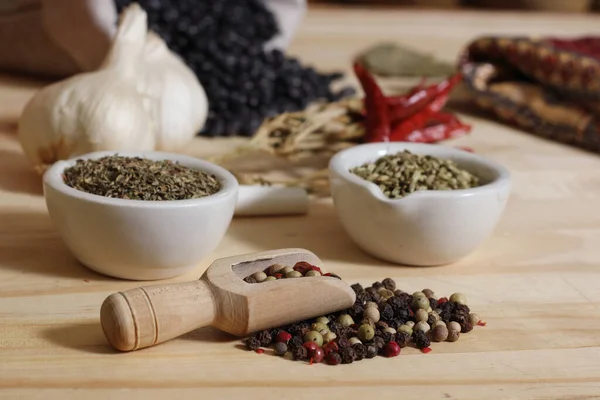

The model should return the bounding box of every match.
[2,6,600,400]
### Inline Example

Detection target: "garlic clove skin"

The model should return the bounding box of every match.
[141,32,208,152]
[18,70,155,173]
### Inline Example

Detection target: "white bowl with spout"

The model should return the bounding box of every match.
[43,151,238,280]
[329,142,511,266]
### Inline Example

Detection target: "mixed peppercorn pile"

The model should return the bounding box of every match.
[243,261,485,365]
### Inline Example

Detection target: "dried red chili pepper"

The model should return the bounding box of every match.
[353,62,391,143]
[387,73,462,124]
[391,112,471,143]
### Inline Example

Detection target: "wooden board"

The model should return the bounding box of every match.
[2,7,600,400]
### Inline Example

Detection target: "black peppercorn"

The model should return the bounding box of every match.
[292,345,308,361]
[382,278,396,291]
[429,297,438,310]
[382,331,395,344]
[460,321,473,333]
[366,287,378,297]
[244,276,257,283]
[337,336,350,348]
[328,321,344,336]
[353,343,367,361]
[349,304,364,320]
[288,322,310,337]
[328,273,342,280]
[395,332,411,348]
[245,336,261,351]
[372,282,384,291]
[427,314,437,327]
[380,304,394,321]
[340,346,355,364]
[366,345,378,359]
[351,283,364,293]
[376,321,389,330]
[288,335,304,350]
[372,336,385,350]
[257,330,272,346]
[413,330,431,349]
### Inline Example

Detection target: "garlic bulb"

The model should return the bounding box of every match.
[18,3,208,173]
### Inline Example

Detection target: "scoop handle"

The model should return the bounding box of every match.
[100,279,216,351]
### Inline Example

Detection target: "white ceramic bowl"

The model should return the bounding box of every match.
[43,151,238,280]
[329,143,511,266]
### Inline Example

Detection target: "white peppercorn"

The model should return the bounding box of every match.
[415,309,429,322]
[316,316,329,325]
[252,271,267,282]
[305,270,321,277]
[447,321,461,332]
[268,263,285,275]
[363,307,380,323]
[447,329,460,342]
[469,313,481,325]
[281,266,294,275]
[349,337,362,346]
[322,331,337,343]
[422,288,435,299]
[414,321,430,333]
[406,321,415,328]
[432,324,448,342]
[365,301,378,309]
[264,276,277,281]
[384,327,396,335]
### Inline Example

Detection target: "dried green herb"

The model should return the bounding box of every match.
[350,150,479,199]
[358,42,455,77]
[62,155,221,201]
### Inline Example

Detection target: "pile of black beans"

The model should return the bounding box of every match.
[114,0,355,137]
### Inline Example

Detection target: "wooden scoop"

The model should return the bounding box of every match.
[100,248,356,352]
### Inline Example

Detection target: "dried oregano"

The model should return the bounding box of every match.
[63,155,221,201]
[350,150,479,199]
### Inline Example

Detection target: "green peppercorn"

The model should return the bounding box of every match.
[365,301,378,309]
[469,313,481,325]
[303,330,324,347]
[304,270,320,277]
[415,309,428,322]
[263,276,277,282]
[285,270,303,278]
[405,321,415,328]
[311,322,329,335]
[380,289,394,300]
[322,331,337,343]
[316,316,329,325]
[414,321,430,333]
[413,291,426,298]
[398,324,413,336]
[348,337,362,346]
[449,292,467,305]
[337,314,354,327]
[357,324,375,342]
[432,324,448,342]
[281,266,294,275]
[422,288,435,299]
[384,327,396,335]
[363,307,380,323]
[252,271,267,282]
[412,295,430,311]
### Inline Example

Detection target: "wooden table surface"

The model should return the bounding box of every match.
[2,7,600,400]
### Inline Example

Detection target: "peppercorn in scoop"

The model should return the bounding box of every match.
[243,263,485,365]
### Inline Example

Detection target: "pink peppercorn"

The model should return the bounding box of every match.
[293,262,312,275]
[311,347,325,364]
[323,342,339,356]
[383,342,401,357]
[276,331,292,343]
[438,297,448,305]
